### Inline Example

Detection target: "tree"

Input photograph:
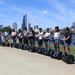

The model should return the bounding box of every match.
[3,26,12,34]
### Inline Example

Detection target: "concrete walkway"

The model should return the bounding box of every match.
[0,46,75,75]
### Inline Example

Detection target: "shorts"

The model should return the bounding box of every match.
[29,39,35,46]
[65,41,71,46]
[0,39,2,44]
[38,39,42,46]
[54,39,59,43]
[19,38,23,43]
[44,38,49,41]
[12,36,16,42]
[23,36,28,44]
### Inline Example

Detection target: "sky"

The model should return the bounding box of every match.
[0,0,75,29]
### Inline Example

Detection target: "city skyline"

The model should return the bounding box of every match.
[0,0,75,29]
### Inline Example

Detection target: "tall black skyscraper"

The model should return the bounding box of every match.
[21,14,27,31]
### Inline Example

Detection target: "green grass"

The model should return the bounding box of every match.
[70,47,75,55]
[51,45,75,55]
[10,41,75,55]
[35,44,75,55]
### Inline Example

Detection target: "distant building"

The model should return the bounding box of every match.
[28,23,31,30]
[34,25,39,34]
[21,14,27,31]
[0,25,3,29]
[34,25,39,30]
[71,22,75,29]
[12,22,17,30]
[49,28,52,32]
[71,22,75,33]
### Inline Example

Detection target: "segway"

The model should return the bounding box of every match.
[28,46,35,52]
[61,40,75,64]
[50,37,57,58]
[60,40,75,64]
[22,44,29,50]
[36,47,43,54]
[62,53,75,64]
[50,38,63,60]
[43,48,51,56]
[42,37,51,56]
[15,43,23,49]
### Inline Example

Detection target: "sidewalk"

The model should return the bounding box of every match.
[0,47,75,75]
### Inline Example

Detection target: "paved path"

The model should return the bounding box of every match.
[0,47,75,75]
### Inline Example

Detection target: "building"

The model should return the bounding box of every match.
[0,25,3,29]
[28,23,31,30]
[71,22,75,33]
[71,22,75,29]
[12,22,17,30]
[34,25,39,30]
[21,14,27,31]
[34,25,39,34]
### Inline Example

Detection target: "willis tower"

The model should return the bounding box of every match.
[21,14,27,31]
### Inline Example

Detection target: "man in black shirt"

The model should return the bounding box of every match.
[62,27,72,55]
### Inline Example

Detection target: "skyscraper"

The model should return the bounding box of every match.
[34,25,39,30]
[72,22,75,28]
[21,14,27,31]
[28,23,31,30]
[0,25,3,29]
[12,22,17,30]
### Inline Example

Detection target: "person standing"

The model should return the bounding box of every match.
[11,29,17,43]
[37,28,44,48]
[62,27,72,55]
[28,27,35,49]
[53,26,61,56]
[43,28,51,50]
[23,28,28,45]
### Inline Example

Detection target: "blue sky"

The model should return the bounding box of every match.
[0,0,75,29]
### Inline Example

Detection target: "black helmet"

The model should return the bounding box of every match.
[65,27,69,30]
[55,26,59,30]
[55,26,59,32]
[29,27,32,30]
[39,28,42,31]
[47,28,49,31]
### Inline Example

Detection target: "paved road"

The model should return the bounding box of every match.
[0,46,75,75]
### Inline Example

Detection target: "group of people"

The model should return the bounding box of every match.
[0,26,73,55]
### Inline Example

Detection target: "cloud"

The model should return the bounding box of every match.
[0,0,4,6]
[0,0,75,29]
[69,0,75,3]
[44,0,75,27]
[0,13,7,18]
[43,10,48,15]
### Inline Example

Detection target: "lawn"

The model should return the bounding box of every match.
[51,45,75,55]
[35,43,75,55]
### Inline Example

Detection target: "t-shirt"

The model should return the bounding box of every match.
[23,30,27,36]
[44,32,50,38]
[38,32,43,40]
[18,32,23,39]
[54,32,60,39]
[64,33,72,43]
[11,32,16,37]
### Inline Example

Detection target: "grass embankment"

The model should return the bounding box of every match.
[35,44,75,55]
[51,45,75,55]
